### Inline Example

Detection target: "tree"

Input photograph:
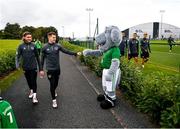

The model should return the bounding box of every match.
[21,26,35,37]
[0,30,5,39]
[1,23,59,42]
[4,23,21,39]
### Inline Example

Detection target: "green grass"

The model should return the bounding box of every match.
[143,63,179,75]
[150,40,180,44]
[0,70,23,92]
[0,39,21,50]
[147,45,180,73]
[151,44,180,53]
[150,40,169,44]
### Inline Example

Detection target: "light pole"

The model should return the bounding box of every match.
[160,10,165,39]
[86,8,93,38]
[72,32,74,40]
[62,26,65,37]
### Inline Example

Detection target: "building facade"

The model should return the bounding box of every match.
[123,22,180,39]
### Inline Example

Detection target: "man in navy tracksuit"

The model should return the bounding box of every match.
[128,33,139,64]
[140,32,151,68]
[119,32,128,58]
[16,32,42,104]
[40,32,81,108]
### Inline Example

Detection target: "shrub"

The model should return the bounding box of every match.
[0,49,16,76]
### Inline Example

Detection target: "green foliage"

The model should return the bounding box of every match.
[161,102,180,127]
[120,63,180,127]
[3,23,21,39]
[0,49,16,76]
[120,61,143,99]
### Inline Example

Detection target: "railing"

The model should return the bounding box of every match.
[69,41,95,49]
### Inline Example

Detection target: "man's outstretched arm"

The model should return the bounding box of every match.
[59,45,77,56]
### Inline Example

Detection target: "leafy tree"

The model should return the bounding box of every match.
[4,23,21,39]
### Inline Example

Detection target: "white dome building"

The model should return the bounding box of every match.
[123,22,180,39]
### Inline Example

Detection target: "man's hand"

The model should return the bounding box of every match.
[77,52,82,56]
[39,71,45,78]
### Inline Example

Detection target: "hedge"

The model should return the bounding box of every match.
[0,49,16,76]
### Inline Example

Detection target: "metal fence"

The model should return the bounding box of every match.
[69,41,95,49]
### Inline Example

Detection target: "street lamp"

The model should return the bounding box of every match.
[86,8,93,38]
[160,10,165,39]
[62,26,65,37]
[72,32,74,40]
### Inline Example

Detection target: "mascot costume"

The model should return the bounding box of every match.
[83,26,121,109]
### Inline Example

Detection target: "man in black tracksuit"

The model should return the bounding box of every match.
[40,32,81,108]
[168,35,176,52]
[140,32,151,68]
[119,32,128,57]
[128,33,139,64]
[16,32,42,104]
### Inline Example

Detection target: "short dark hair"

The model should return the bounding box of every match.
[23,31,32,37]
[47,32,56,37]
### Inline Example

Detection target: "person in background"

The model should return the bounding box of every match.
[168,35,176,52]
[128,33,139,65]
[119,32,128,59]
[16,32,42,104]
[35,39,42,55]
[140,32,151,68]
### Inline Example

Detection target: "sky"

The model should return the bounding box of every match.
[0,0,180,38]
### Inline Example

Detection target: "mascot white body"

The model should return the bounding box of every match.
[83,26,121,109]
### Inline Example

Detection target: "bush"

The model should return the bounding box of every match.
[0,49,16,76]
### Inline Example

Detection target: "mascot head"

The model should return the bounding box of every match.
[95,26,121,52]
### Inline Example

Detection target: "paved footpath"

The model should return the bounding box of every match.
[2,53,156,128]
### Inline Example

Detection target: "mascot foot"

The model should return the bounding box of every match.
[97,94,105,102]
[100,99,116,109]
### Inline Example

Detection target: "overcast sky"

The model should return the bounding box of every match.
[0,0,180,38]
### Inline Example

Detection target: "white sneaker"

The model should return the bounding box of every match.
[32,93,38,104]
[52,99,58,108]
[32,97,38,104]
[55,93,58,97]
[28,90,33,99]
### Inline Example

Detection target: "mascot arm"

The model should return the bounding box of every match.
[105,59,120,81]
[83,49,102,57]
